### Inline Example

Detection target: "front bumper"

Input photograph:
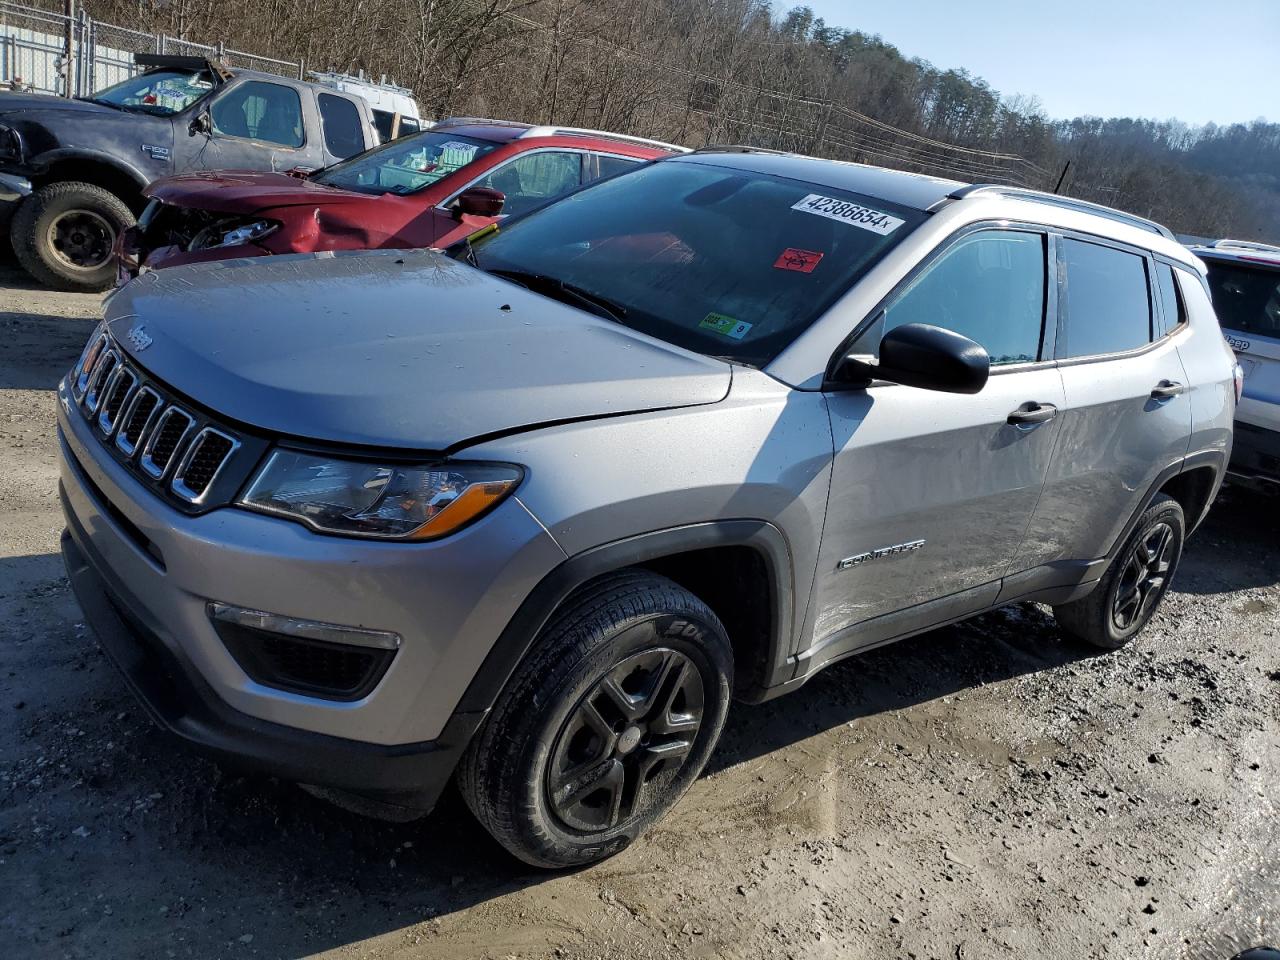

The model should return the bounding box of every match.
[1228,420,1280,492]
[62,524,473,810]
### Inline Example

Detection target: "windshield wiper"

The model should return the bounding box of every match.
[489,269,628,323]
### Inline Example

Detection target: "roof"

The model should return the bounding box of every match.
[680,149,965,211]
[428,117,684,152]
[677,148,1189,259]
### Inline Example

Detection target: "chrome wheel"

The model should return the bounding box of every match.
[47,209,116,270]
[1112,521,1175,631]
[546,647,705,833]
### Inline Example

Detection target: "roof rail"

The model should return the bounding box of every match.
[518,125,689,153]
[938,184,1176,241]
[1208,238,1280,253]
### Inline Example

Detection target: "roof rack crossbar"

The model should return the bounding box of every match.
[938,184,1176,240]
[691,144,790,157]
[518,125,689,153]
[430,116,531,130]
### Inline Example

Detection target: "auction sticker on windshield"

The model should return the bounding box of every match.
[700,312,753,340]
[792,194,905,235]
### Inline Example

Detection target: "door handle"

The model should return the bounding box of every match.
[1150,380,1185,399]
[1007,402,1058,426]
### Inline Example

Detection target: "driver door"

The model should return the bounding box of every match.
[809,227,1065,656]
[195,79,318,172]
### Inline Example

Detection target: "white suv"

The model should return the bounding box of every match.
[1189,239,1280,492]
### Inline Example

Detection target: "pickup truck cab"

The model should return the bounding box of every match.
[0,54,380,290]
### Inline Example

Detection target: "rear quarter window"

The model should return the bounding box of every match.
[1060,238,1152,358]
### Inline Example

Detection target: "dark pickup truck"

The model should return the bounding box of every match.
[0,55,381,290]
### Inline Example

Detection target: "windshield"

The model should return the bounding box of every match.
[465,159,926,365]
[313,131,498,194]
[1205,260,1280,338]
[88,69,214,116]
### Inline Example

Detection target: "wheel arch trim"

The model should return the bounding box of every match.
[452,520,796,716]
[1108,448,1226,560]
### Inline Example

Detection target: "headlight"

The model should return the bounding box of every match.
[217,219,278,247]
[188,217,279,252]
[238,449,522,540]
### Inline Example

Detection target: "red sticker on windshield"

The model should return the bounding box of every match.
[774,248,824,273]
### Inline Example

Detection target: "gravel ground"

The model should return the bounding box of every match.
[1,258,1278,960]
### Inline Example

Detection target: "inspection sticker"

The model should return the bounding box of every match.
[699,312,753,340]
[773,248,824,273]
[791,194,905,235]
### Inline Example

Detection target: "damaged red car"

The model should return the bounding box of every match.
[116,117,684,280]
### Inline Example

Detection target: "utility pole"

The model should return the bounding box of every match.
[62,0,75,97]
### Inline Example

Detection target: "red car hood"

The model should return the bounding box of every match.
[143,170,367,214]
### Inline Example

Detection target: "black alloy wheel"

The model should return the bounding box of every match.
[547,647,705,832]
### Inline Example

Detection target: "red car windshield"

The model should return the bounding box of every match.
[312,131,499,195]
[467,159,925,365]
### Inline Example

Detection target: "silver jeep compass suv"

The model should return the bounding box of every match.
[58,150,1236,867]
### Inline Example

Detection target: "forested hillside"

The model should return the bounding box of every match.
[87,0,1279,240]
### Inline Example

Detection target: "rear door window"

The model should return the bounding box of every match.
[317,93,365,158]
[1059,238,1152,358]
[1204,261,1280,338]
[853,229,1047,365]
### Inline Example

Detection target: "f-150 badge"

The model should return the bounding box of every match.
[837,539,925,570]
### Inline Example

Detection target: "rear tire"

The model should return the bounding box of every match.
[1053,494,1185,649]
[457,571,733,869]
[10,181,134,292]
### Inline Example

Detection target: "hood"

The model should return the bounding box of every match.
[105,248,731,450]
[0,92,118,116]
[145,170,366,214]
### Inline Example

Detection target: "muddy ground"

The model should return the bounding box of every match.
[1,256,1278,960]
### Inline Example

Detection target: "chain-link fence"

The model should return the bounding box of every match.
[0,1,302,97]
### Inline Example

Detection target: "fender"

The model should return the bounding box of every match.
[29,147,150,193]
[1106,447,1227,560]
[452,520,796,717]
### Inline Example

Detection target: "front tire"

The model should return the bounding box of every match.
[457,571,733,868]
[10,181,135,292]
[1053,493,1185,649]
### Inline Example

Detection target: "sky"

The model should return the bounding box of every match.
[799,0,1276,126]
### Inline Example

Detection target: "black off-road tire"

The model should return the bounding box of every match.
[457,571,733,869]
[10,181,135,291]
[1053,494,1185,650]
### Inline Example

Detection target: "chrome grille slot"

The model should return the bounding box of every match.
[83,349,120,412]
[71,338,249,512]
[140,406,195,479]
[115,387,161,457]
[171,428,238,503]
[97,368,138,435]
[73,333,109,400]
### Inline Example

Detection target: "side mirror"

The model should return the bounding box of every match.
[831,322,990,394]
[453,187,505,219]
[188,109,211,137]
